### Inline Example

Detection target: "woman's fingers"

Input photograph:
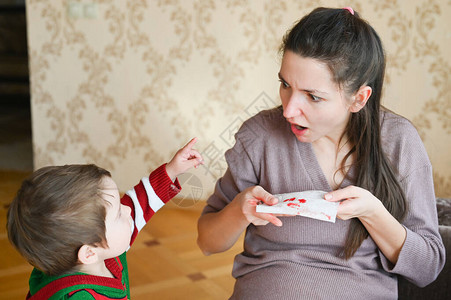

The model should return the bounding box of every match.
[247,186,278,205]
[242,186,282,226]
[253,212,282,227]
[325,185,363,202]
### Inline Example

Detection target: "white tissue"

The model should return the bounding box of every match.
[256,190,339,223]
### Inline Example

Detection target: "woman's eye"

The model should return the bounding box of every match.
[309,94,321,102]
[279,79,289,88]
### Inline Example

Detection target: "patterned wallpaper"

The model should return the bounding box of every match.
[26,0,450,200]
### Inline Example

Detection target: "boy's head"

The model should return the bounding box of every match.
[7,164,112,276]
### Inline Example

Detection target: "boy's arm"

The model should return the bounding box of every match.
[121,163,181,246]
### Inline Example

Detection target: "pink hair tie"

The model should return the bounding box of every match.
[343,7,354,15]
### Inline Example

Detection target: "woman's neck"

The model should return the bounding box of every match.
[312,134,354,190]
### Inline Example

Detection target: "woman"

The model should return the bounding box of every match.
[197,7,445,299]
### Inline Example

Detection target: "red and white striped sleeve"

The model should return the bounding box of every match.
[120,164,181,246]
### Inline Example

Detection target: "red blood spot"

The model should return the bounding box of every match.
[287,203,300,208]
[298,198,307,203]
[284,197,296,202]
[321,213,331,220]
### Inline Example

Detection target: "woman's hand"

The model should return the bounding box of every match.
[325,185,407,264]
[197,186,284,255]
[325,185,384,221]
[234,186,283,227]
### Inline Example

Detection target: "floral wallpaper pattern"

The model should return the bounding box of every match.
[26,0,450,198]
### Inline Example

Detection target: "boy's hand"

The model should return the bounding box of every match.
[166,138,204,180]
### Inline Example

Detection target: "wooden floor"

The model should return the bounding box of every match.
[0,170,243,299]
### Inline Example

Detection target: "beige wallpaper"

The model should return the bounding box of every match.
[26,0,450,201]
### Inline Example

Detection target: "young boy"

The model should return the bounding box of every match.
[7,138,203,299]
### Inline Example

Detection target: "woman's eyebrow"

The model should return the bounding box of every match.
[304,88,328,95]
[277,73,287,83]
[278,72,328,95]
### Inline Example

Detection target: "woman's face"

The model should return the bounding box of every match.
[279,51,354,145]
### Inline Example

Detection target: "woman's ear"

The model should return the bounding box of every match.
[78,245,100,265]
[350,85,372,113]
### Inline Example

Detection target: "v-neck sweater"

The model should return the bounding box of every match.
[202,106,445,299]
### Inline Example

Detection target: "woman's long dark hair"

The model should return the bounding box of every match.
[281,7,407,258]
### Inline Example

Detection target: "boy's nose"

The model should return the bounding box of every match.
[125,205,132,216]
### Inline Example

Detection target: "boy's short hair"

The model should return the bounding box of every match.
[7,164,111,276]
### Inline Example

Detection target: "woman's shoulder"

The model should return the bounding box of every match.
[239,106,285,135]
[380,109,421,142]
[227,106,287,159]
[380,109,431,173]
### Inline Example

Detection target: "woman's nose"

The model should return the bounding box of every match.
[283,94,302,119]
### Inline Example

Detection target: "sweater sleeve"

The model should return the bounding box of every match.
[121,163,181,246]
[378,114,445,287]
[201,120,261,215]
[379,165,445,287]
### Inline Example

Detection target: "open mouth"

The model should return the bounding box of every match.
[290,123,308,136]
[294,124,306,130]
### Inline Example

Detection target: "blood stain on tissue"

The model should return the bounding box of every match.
[321,213,331,220]
[284,197,296,202]
[284,198,306,207]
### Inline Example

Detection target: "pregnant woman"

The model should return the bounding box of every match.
[197,7,445,299]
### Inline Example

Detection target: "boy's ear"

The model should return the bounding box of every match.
[350,85,372,113]
[78,245,100,265]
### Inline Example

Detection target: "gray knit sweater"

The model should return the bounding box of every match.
[202,107,445,299]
